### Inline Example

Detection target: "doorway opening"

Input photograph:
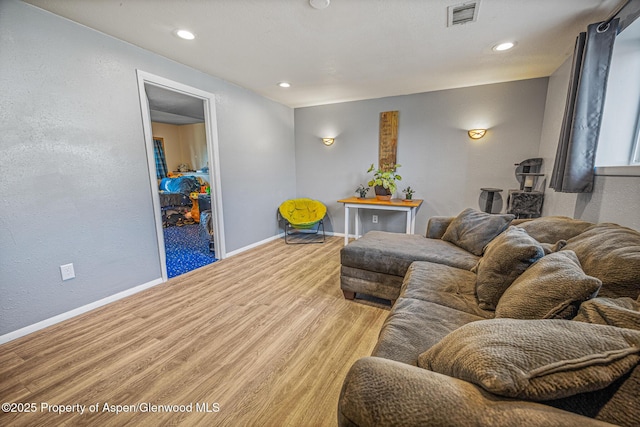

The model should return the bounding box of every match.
[136,71,226,282]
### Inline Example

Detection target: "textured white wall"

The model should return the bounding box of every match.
[0,0,295,336]
[151,122,208,172]
[536,59,579,218]
[294,79,549,235]
[180,123,208,171]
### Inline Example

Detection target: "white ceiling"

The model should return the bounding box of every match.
[145,84,205,125]
[24,0,622,108]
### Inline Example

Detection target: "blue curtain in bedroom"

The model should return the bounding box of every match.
[153,138,168,179]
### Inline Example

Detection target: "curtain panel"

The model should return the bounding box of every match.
[550,19,618,193]
[153,138,168,179]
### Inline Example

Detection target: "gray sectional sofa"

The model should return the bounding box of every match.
[338,209,640,427]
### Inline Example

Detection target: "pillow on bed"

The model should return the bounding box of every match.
[495,251,601,320]
[418,318,640,401]
[442,208,514,256]
[473,226,545,310]
[160,176,200,195]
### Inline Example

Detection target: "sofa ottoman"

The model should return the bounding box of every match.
[340,230,479,302]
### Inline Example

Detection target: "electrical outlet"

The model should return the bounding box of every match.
[372,215,378,224]
[60,263,75,281]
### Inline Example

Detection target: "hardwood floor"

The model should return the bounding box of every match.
[0,237,389,426]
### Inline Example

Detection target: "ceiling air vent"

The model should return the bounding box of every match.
[447,1,480,27]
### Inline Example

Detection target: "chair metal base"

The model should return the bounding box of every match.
[284,219,325,244]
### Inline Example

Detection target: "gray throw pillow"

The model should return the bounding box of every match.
[442,208,514,256]
[473,226,545,310]
[563,223,640,300]
[574,297,640,330]
[495,251,601,320]
[418,318,640,400]
[518,216,593,244]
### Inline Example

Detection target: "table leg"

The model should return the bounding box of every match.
[405,210,411,234]
[354,208,360,240]
[410,207,417,234]
[344,205,350,246]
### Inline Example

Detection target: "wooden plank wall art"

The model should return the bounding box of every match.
[379,111,398,169]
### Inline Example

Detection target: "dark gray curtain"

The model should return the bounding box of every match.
[550,19,618,193]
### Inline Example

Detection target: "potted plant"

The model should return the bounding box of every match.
[402,186,415,201]
[367,163,402,201]
[355,184,369,199]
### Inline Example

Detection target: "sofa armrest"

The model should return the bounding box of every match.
[338,357,615,427]
[425,216,453,239]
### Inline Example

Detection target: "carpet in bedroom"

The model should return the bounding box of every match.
[163,224,217,278]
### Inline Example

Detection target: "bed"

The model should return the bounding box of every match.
[159,176,199,206]
[159,176,200,226]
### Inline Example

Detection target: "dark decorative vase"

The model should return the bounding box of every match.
[374,185,392,201]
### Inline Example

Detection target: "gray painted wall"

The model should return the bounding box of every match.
[538,57,640,230]
[294,79,549,236]
[0,0,295,335]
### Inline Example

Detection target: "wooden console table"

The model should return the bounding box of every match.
[337,197,424,246]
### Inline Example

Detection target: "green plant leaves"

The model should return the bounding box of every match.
[366,163,402,194]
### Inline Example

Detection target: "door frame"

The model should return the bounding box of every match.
[136,70,226,281]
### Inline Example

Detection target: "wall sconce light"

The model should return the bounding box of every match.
[322,137,335,146]
[468,129,487,140]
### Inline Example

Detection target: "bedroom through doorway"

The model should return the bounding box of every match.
[137,71,226,281]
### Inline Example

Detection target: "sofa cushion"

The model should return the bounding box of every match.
[418,318,640,401]
[574,297,640,331]
[441,208,515,256]
[473,226,545,310]
[518,216,593,244]
[540,239,567,255]
[339,357,617,427]
[545,364,640,427]
[495,251,601,320]
[401,262,494,319]
[341,231,479,277]
[372,297,485,365]
[563,223,640,299]
[425,216,453,239]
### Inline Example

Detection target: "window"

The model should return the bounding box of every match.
[595,16,640,168]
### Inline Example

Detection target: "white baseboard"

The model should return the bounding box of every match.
[1,231,353,344]
[326,231,356,238]
[225,231,353,258]
[0,278,164,345]
[226,233,284,257]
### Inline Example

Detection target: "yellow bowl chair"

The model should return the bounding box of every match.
[278,198,327,244]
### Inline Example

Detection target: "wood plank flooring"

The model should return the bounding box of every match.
[0,236,389,426]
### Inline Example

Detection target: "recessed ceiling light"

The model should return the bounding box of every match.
[493,41,516,52]
[278,82,291,88]
[310,0,330,10]
[175,29,196,40]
